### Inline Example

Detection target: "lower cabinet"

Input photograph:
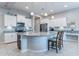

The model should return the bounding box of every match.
[17,35,21,49]
[4,33,17,43]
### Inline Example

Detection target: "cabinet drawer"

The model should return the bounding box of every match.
[4,33,17,43]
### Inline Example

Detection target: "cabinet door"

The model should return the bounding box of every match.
[17,14,32,28]
[40,19,49,24]
[49,17,67,27]
[25,18,32,27]
[17,14,25,22]
[4,33,17,43]
[4,14,16,26]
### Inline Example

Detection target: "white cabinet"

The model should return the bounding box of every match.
[4,33,17,43]
[40,19,49,24]
[49,17,67,27]
[17,14,25,22]
[17,14,32,28]
[4,14,16,26]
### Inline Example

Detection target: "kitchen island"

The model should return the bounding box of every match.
[17,32,49,53]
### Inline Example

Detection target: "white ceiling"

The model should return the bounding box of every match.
[0,2,79,16]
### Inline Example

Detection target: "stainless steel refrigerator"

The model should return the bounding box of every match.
[40,23,48,32]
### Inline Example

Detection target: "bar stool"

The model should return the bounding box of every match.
[48,31,64,53]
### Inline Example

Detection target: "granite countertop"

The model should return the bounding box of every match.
[17,32,49,36]
[54,28,79,33]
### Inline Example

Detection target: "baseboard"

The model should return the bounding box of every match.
[21,49,28,53]
[20,49,48,53]
[3,41,17,44]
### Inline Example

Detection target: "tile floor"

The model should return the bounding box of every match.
[0,41,79,56]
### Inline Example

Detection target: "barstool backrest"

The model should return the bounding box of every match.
[56,31,64,41]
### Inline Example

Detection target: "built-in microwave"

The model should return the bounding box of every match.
[15,22,26,32]
[40,23,48,32]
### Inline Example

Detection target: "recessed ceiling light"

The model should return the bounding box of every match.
[51,16,54,19]
[50,10,54,12]
[64,5,68,8]
[25,6,29,9]
[44,13,48,16]
[41,13,43,15]
[30,12,34,15]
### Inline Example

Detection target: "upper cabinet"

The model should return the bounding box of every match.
[4,14,16,26]
[17,14,32,28]
[49,17,67,27]
[4,14,32,27]
[40,19,49,24]
[17,14,25,22]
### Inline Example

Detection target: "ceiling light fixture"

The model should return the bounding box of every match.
[44,13,48,16]
[30,12,34,16]
[64,5,68,8]
[50,10,54,12]
[25,6,29,9]
[41,13,43,15]
[51,16,54,19]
